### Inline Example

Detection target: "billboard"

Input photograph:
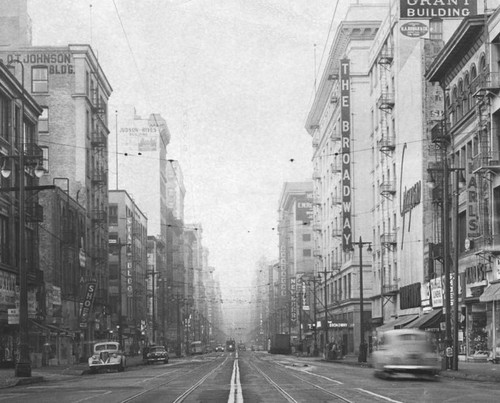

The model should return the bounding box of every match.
[120,119,159,153]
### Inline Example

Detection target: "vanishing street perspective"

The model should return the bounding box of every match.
[3,0,500,402]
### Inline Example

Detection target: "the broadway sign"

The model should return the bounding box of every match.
[400,0,477,19]
[340,59,352,252]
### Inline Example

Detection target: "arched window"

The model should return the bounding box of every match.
[457,79,463,119]
[480,54,487,72]
[464,73,470,112]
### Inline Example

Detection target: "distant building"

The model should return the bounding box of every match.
[276,182,314,348]
[108,190,148,353]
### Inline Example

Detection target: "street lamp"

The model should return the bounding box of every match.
[351,236,372,363]
[146,270,160,344]
[428,164,465,371]
[317,267,337,359]
[302,275,319,356]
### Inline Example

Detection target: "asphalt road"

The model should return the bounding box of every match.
[1,351,499,402]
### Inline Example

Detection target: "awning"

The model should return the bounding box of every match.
[404,309,443,331]
[30,320,75,336]
[479,282,500,302]
[376,314,419,332]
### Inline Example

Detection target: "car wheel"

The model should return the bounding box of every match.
[165,358,169,364]
[89,367,97,374]
[118,362,125,372]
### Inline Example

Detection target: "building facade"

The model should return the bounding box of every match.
[0,61,43,367]
[108,190,148,355]
[276,182,314,351]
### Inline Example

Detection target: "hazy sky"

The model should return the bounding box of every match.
[28,0,348,306]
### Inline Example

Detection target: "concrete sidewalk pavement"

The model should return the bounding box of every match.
[0,355,145,389]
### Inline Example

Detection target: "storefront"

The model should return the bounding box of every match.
[479,280,500,360]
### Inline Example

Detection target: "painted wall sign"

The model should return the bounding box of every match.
[400,21,429,37]
[400,0,477,19]
[340,59,352,251]
[399,143,422,248]
[3,52,75,74]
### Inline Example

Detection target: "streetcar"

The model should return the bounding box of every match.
[226,339,236,352]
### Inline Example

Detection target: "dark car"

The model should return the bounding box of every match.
[144,345,169,364]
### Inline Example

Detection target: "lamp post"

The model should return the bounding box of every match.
[428,164,465,371]
[146,270,160,344]
[351,237,372,363]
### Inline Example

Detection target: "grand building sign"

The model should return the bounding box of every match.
[400,0,477,19]
[340,59,352,251]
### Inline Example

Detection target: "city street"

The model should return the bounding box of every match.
[1,352,499,403]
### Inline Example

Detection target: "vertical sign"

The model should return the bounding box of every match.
[126,217,133,297]
[279,244,287,300]
[79,282,97,328]
[290,277,297,324]
[340,59,352,251]
[466,159,480,238]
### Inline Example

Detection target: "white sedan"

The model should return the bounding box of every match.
[88,341,126,373]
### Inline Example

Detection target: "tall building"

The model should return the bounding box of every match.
[305,3,386,357]
[426,10,500,362]
[0,62,43,367]
[0,44,112,356]
[108,190,148,354]
[276,182,314,350]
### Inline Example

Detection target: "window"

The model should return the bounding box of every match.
[32,66,48,93]
[41,146,49,172]
[303,249,311,257]
[109,205,118,225]
[0,93,10,140]
[302,234,311,242]
[39,107,49,133]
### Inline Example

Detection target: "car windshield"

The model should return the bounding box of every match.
[150,347,165,353]
[95,344,118,352]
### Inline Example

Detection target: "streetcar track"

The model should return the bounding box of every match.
[119,356,229,403]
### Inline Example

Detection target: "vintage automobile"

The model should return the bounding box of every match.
[371,329,440,379]
[215,345,225,352]
[144,345,169,364]
[88,341,126,373]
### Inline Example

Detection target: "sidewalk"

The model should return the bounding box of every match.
[293,353,500,383]
[0,355,145,389]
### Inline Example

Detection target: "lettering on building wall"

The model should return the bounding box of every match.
[4,52,74,74]
[400,0,477,19]
[466,160,480,238]
[399,142,422,248]
[340,59,352,251]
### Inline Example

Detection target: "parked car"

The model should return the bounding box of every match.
[372,329,439,379]
[144,345,169,364]
[88,342,126,373]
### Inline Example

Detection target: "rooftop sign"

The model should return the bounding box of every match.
[400,0,477,19]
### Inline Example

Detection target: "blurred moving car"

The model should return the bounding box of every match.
[371,329,439,379]
[144,345,169,364]
[88,342,126,373]
[215,345,225,352]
